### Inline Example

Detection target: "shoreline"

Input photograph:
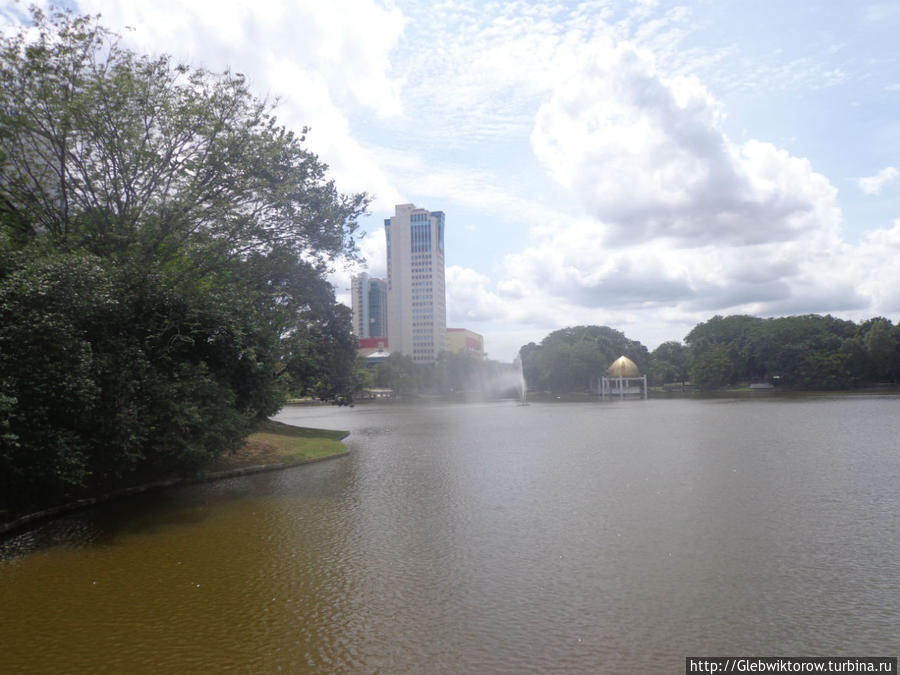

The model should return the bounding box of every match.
[0,420,350,538]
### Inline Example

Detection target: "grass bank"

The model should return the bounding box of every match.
[206,419,349,473]
[1,420,349,537]
[204,420,348,474]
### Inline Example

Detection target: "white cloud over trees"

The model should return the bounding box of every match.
[510,36,892,341]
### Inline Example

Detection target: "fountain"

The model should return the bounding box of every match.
[514,356,528,405]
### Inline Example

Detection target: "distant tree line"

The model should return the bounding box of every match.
[682,314,899,389]
[360,313,900,399]
[1,9,365,516]
[518,316,900,394]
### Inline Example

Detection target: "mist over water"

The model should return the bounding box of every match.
[447,360,525,401]
[2,397,898,672]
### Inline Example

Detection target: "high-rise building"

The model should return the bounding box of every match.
[350,272,388,339]
[385,203,446,363]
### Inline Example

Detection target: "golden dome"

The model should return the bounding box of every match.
[606,355,640,377]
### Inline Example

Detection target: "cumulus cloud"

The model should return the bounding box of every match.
[72,0,406,202]
[372,149,567,230]
[408,16,893,355]
[446,266,509,323]
[530,39,841,249]
[330,225,389,310]
[857,167,899,195]
[853,219,900,312]
[9,0,897,360]
[478,33,898,349]
[78,0,405,114]
[498,230,864,322]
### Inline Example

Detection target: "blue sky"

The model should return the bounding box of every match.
[4,0,900,361]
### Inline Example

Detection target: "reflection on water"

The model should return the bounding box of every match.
[2,397,899,673]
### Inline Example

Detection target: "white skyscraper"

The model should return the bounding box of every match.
[385,203,446,363]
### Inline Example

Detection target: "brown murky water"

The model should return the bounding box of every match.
[2,397,899,672]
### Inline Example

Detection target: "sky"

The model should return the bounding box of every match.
[3,0,900,362]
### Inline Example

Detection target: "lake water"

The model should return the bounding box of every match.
[2,396,899,672]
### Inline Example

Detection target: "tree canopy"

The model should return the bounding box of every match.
[0,8,367,515]
[519,315,900,394]
[520,325,649,393]
[683,314,892,389]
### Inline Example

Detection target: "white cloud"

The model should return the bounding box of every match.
[446,266,509,323]
[355,227,388,279]
[373,148,571,232]
[80,0,406,114]
[530,40,841,249]
[73,0,406,204]
[853,219,900,312]
[499,229,860,318]
[380,4,899,356]
[471,33,893,351]
[857,166,899,195]
[332,225,389,309]
[388,1,698,146]
[863,3,900,24]
[8,0,898,362]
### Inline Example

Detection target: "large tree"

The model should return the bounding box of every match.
[648,341,691,386]
[522,326,649,393]
[0,8,367,514]
[0,8,363,267]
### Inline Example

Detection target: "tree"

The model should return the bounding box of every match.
[795,351,851,390]
[685,314,858,388]
[0,8,367,514]
[861,318,896,382]
[0,8,364,269]
[689,343,733,389]
[374,353,419,397]
[351,356,375,395]
[648,341,691,386]
[521,326,650,393]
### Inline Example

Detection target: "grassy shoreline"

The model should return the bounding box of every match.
[207,419,349,472]
[0,420,349,537]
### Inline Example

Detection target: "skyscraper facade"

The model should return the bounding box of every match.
[385,203,446,363]
[350,272,388,339]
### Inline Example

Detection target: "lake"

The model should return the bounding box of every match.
[2,396,898,672]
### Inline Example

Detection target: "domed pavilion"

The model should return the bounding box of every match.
[600,355,647,400]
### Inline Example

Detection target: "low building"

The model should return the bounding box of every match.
[358,337,390,366]
[446,328,484,359]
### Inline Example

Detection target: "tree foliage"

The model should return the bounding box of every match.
[0,8,366,515]
[685,314,897,389]
[0,8,362,266]
[518,314,899,394]
[648,341,691,386]
[373,353,420,397]
[521,326,649,393]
